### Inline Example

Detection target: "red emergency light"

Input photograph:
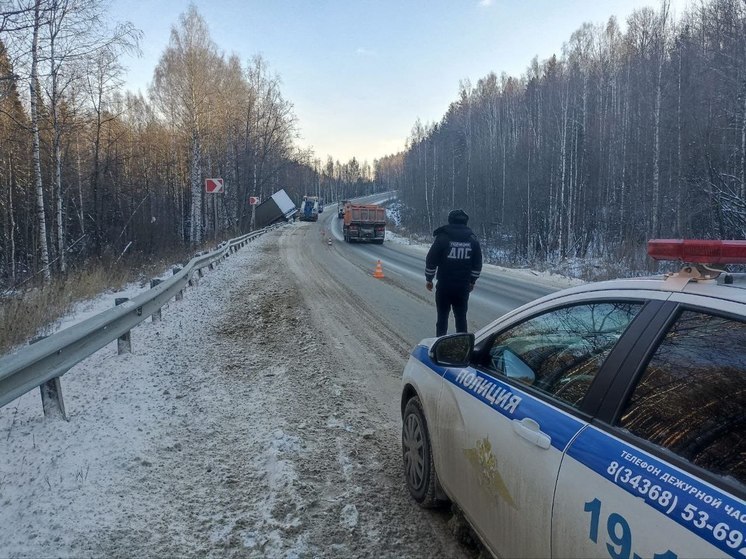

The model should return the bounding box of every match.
[648,239,746,264]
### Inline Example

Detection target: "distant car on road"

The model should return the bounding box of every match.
[401,239,746,559]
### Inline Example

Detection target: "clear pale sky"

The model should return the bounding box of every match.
[111,0,691,166]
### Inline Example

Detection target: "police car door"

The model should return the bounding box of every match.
[553,298,746,559]
[439,298,647,558]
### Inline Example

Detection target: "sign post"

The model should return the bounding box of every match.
[205,178,224,237]
[249,196,260,230]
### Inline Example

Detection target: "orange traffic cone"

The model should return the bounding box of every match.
[373,260,385,279]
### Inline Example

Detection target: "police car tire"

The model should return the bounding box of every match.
[402,396,444,508]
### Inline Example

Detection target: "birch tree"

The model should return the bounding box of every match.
[42,0,138,270]
[151,6,219,245]
[375,0,746,270]
[29,0,50,280]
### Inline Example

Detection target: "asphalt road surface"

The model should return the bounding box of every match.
[312,195,555,346]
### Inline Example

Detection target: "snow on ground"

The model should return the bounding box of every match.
[0,234,303,557]
[0,226,467,559]
[48,272,170,337]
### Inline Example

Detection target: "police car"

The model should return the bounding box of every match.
[401,240,746,559]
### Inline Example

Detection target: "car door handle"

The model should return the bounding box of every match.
[512,418,552,450]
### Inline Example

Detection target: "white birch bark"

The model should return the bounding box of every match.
[677,42,684,237]
[559,82,569,258]
[8,153,16,283]
[651,1,669,238]
[190,130,202,244]
[741,80,746,202]
[30,0,50,281]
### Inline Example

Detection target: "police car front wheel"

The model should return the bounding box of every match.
[402,396,445,508]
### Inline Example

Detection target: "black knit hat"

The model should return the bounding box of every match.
[448,209,469,224]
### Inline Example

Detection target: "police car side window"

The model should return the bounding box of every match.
[485,302,642,408]
[618,310,746,486]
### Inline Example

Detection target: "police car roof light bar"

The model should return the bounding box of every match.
[648,239,746,264]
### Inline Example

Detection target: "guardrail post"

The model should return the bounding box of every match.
[41,376,67,420]
[188,271,197,287]
[150,279,162,322]
[172,267,183,300]
[198,268,204,278]
[115,298,132,354]
[30,336,67,420]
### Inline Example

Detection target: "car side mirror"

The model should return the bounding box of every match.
[429,333,475,367]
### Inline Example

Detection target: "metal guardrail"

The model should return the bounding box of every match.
[0,227,271,417]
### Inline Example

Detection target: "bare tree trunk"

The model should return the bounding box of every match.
[431,141,437,225]
[422,142,431,232]
[52,87,63,273]
[75,130,85,236]
[252,162,257,230]
[559,84,569,258]
[501,141,506,224]
[451,147,455,209]
[465,111,472,210]
[677,43,684,237]
[652,1,669,238]
[526,144,532,259]
[55,130,64,272]
[8,152,16,283]
[620,64,630,239]
[30,0,50,281]
[742,79,746,202]
[48,2,65,273]
[91,103,102,249]
[609,73,617,225]
[190,130,202,244]
[652,79,662,237]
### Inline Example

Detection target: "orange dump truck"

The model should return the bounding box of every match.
[342,203,386,244]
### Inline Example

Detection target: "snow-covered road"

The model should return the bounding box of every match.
[0,226,468,558]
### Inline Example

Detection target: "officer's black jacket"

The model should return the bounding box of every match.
[425,223,483,289]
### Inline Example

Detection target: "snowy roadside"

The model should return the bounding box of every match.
[0,226,467,558]
[385,229,585,291]
[1,236,272,557]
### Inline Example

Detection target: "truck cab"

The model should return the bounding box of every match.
[299,196,319,222]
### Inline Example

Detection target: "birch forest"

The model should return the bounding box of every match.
[2,0,745,291]
[0,2,373,290]
[375,0,746,270]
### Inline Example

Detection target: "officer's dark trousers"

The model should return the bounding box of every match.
[435,286,469,336]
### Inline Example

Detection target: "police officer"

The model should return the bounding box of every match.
[425,209,483,336]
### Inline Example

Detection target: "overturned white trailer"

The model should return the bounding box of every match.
[254,189,298,228]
